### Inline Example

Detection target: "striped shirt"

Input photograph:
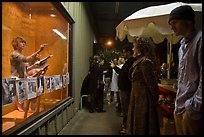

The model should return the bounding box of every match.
[175,30,202,120]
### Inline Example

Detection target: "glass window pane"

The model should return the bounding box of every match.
[2,2,70,133]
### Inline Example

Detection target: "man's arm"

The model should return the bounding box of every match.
[185,36,202,116]
[113,66,121,74]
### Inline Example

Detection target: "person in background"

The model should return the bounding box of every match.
[109,58,120,104]
[110,44,135,134]
[117,57,125,69]
[160,62,167,79]
[126,37,160,135]
[116,57,125,113]
[10,36,46,112]
[168,5,202,135]
[88,55,99,113]
[88,55,106,113]
[96,56,106,112]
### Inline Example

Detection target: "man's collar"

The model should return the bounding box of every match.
[184,29,198,44]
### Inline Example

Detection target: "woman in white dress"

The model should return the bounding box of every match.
[110,59,119,103]
[110,58,125,104]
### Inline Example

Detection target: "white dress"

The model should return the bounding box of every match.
[110,69,119,92]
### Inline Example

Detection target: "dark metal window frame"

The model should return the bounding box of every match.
[2,2,75,135]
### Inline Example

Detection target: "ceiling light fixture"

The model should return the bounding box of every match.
[29,14,32,19]
[115,2,119,14]
[52,29,67,39]
[107,41,112,46]
[50,14,56,17]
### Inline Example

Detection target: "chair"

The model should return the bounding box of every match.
[80,94,89,110]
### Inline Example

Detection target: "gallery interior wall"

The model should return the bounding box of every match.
[2,2,69,116]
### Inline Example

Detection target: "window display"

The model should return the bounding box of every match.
[37,76,44,96]
[45,76,52,93]
[2,2,71,133]
[62,74,67,88]
[15,78,27,103]
[27,77,37,100]
[2,78,17,106]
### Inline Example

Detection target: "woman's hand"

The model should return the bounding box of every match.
[109,60,115,68]
[39,44,47,52]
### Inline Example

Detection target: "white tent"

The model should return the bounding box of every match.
[116,2,202,43]
[116,2,202,79]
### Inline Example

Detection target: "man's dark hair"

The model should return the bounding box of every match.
[122,43,134,55]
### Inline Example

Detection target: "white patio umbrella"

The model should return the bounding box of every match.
[116,2,202,79]
[116,2,202,43]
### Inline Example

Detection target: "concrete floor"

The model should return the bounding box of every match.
[58,96,123,135]
[58,92,176,135]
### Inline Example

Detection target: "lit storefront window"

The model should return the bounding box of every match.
[2,2,71,133]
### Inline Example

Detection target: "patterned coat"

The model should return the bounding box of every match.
[126,56,160,135]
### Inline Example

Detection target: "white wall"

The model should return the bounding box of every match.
[63,2,96,110]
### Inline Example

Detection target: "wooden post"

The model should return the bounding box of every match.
[167,35,172,79]
[24,100,30,119]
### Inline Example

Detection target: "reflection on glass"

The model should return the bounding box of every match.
[2,2,70,132]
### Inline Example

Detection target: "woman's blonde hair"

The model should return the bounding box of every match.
[118,57,125,65]
[11,37,26,50]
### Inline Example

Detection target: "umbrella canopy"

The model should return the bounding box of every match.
[116,2,202,44]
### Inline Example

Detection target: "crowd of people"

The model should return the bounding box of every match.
[5,4,201,135]
[81,5,202,135]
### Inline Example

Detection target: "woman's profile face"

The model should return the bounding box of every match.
[132,41,139,57]
[18,41,26,51]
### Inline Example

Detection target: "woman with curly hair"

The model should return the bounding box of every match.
[126,37,160,135]
[10,36,46,112]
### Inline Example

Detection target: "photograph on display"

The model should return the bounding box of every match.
[59,75,63,89]
[2,78,16,106]
[54,75,62,90]
[45,76,51,93]
[50,76,55,91]
[2,79,11,106]
[27,78,37,100]
[37,76,44,96]
[67,73,70,84]
[62,74,67,88]
[16,78,27,103]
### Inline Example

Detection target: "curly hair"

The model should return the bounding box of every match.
[11,37,26,50]
[133,37,159,77]
[133,37,156,63]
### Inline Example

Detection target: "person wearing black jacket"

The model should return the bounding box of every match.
[88,56,99,113]
[89,55,106,113]
[110,44,135,134]
[81,73,90,96]
[96,57,106,112]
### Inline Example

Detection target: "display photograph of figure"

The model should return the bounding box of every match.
[45,76,51,93]
[62,74,67,88]
[2,78,17,106]
[2,80,9,106]
[66,73,70,84]
[37,76,44,96]
[50,76,55,91]
[54,75,62,90]
[27,78,37,100]
[16,79,27,103]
